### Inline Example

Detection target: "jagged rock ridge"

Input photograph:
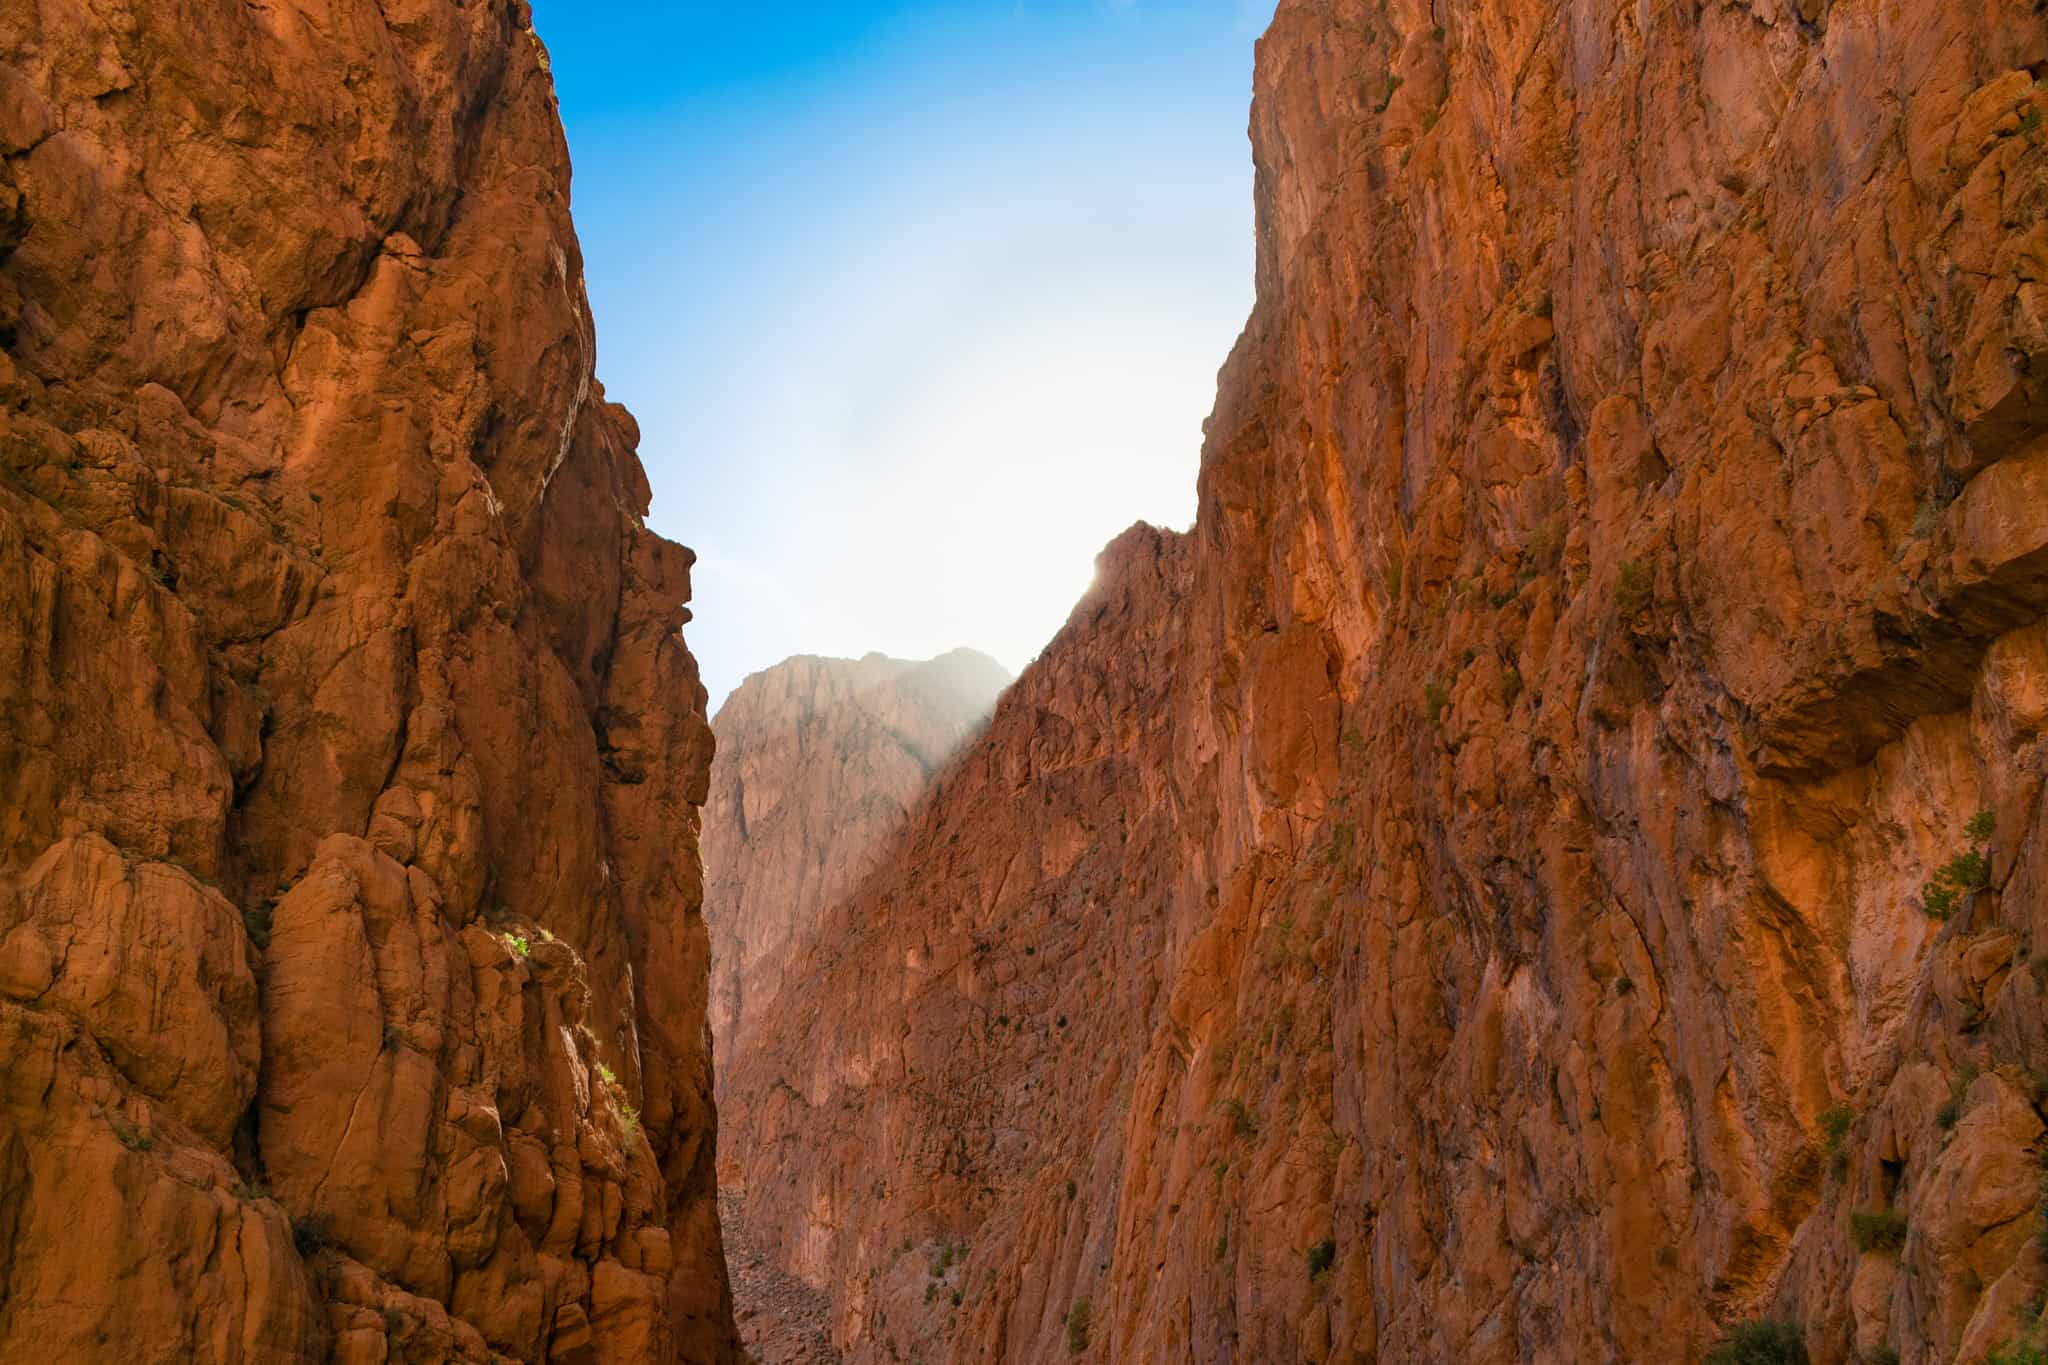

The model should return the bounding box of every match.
[0,2,738,1360]
[722,2,2048,1362]
[704,649,1010,1083]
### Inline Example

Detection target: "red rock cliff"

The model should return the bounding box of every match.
[723,1,2048,1362]
[704,650,1009,1088]
[0,2,737,1360]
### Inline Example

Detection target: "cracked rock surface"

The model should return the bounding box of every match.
[720,2,2048,1362]
[0,1,737,1359]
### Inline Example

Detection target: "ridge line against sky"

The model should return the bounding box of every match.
[529,1,1276,711]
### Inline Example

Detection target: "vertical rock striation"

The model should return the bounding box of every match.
[0,2,737,1360]
[704,650,1009,1088]
[723,2,2048,1362]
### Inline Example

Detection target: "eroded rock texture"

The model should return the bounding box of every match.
[0,2,736,1360]
[723,2,2048,1362]
[704,650,1008,1083]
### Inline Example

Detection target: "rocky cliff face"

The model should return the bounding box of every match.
[704,650,1009,1083]
[0,2,737,1361]
[722,1,2048,1362]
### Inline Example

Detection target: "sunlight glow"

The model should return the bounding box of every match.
[532,1,1267,707]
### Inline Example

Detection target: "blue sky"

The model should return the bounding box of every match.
[528,1,1272,710]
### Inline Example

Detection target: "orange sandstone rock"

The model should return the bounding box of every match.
[722,2,2048,1362]
[0,1,736,1359]
[704,650,1009,1091]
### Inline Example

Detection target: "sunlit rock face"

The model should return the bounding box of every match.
[705,650,1009,1091]
[0,1,738,1359]
[722,1,2048,1361]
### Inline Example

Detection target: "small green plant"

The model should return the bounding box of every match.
[615,1100,641,1140]
[1065,1298,1092,1355]
[1985,1342,2048,1365]
[503,934,531,958]
[1218,1098,1259,1141]
[1939,1064,1981,1129]
[597,1063,617,1087]
[1525,515,1566,570]
[1306,1239,1337,1280]
[1819,1105,1855,1178]
[1923,815,1995,919]
[243,902,273,951]
[1327,820,1357,868]
[1704,1318,1809,1364]
[1424,680,1450,728]
[1851,1208,1909,1255]
[1911,495,1952,537]
[1614,559,1654,618]
[292,1213,335,1256]
[1376,74,1405,113]
[114,1123,153,1153]
[1500,666,1524,705]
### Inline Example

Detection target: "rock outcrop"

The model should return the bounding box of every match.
[704,650,1009,1079]
[722,2,2048,1362]
[0,2,736,1360]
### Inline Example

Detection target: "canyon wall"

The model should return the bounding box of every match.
[0,2,737,1361]
[722,1,2048,1362]
[703,650,1008,1083]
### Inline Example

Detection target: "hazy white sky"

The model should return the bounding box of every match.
[532,2,1270,709]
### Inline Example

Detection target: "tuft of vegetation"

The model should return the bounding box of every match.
[1704,1319,1809,1365]
[243,901,274,951]
[1327,820,1357,869]
[503,934,531,959]
[1986,1343,2048,1365]
[1218,1098,1259,1142]
[597,1062,617,1087]
[1851,1208,1909,1255]
[1424,680,1450,729]
[1938,1064,1981,1130]
[1524,515,1566,572]
[1614,975,1635,997]
[292,1213,335,1257]
[1923,814,1995,919]
[1614,559,1654,618]
[1065,1298,1092,1356]
[1911,495,1953,537]
[1306,1239,1337,1281]
[1819,1105,1855,1178]
[615,1100,640,1141]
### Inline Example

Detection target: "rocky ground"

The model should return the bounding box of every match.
[722,1191,843,1365]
